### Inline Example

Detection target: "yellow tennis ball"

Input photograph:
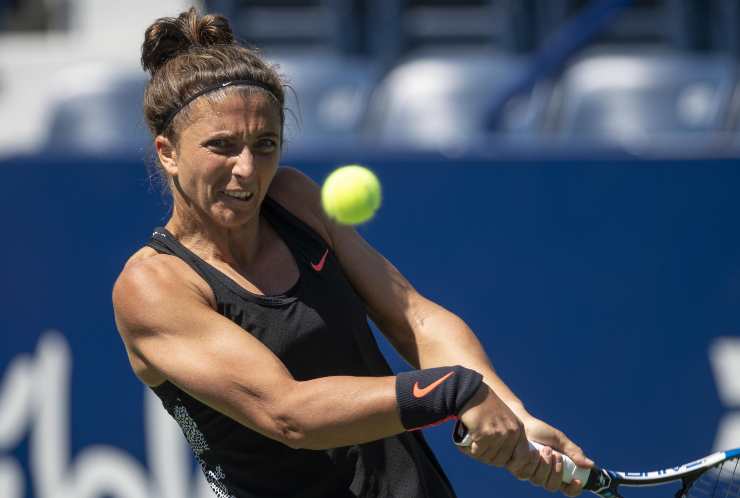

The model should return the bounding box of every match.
[321,165,381,225]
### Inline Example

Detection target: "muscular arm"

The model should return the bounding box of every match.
[272,168,524,413]
[384,296,526,412]
[113,256,403,450]
[265,168,591,494]
[333,229,527,413]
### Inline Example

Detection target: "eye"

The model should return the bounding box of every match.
[255,138,278,153]
[206,138,231,150]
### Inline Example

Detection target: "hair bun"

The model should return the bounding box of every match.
[141,7,234,75]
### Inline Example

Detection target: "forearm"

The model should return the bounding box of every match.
[275,375,404,450]
[273,364,481,450]
[398,300,529,417]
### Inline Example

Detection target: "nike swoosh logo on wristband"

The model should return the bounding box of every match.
[412,371,456,398]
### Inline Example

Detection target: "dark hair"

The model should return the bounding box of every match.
[141,7,286,140]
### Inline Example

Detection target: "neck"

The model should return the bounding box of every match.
[165,201,263,269]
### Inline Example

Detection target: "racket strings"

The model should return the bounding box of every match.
[684,457,740,498]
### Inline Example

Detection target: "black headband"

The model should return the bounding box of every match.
[159,79,279,133]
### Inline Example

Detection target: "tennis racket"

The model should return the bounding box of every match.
[453,420,740,498]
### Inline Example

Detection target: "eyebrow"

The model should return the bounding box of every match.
[207,130,281,139]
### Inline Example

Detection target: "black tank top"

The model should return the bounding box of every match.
[146,195,457,498]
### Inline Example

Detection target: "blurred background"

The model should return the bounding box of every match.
[1,1,740,497]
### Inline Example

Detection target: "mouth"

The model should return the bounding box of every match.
[221,190,255,202]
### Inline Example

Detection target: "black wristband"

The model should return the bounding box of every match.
[395,365,483,431]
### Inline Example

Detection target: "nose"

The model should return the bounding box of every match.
[232,147,255,179]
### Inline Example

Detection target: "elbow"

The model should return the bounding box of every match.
[271,413,308,449]
[263,381,332,450]
[270,406,334,450]
[271,414,329,450]
[268,392,313,449]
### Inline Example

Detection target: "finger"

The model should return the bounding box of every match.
[506,442,539,480]
[457,439,480,463]
[468,440,486,459]
[468,440,497,467]
[479,446,499,466]
[485,436,506,465]
[508,452,540,480]
[494,431,529,468]
[489,446,511,467]
[544,451,564,492]
[494,424,529,467]
[530,446,553,487]
[561,479,584,497]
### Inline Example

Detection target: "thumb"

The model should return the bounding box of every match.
[557,436,595,469]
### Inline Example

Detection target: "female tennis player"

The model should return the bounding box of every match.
[112,8,592,498]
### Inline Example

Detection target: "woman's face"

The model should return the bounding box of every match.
[163,90,282,229]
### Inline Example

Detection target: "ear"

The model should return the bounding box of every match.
[155,135,178,176]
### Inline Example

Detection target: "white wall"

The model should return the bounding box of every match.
[0,0,202,158]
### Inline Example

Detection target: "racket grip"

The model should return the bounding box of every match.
[529,441,591,485]
[452,421,590,486]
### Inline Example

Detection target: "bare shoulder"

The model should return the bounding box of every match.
[268,166,333,247]
[113,247,214,338]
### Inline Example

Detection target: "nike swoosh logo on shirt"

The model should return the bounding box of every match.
[412,371,456,398]
[311,249,329,272]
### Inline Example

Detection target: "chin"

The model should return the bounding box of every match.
[212,211,256,229]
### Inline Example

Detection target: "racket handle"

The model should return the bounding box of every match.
[529,440,591,485]
[452,420,591,486]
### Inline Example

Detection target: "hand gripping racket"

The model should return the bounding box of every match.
[453,420,740,498]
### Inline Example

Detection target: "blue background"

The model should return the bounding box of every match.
[1,153,738,498]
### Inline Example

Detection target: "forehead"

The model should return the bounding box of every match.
[185,90,282,134]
